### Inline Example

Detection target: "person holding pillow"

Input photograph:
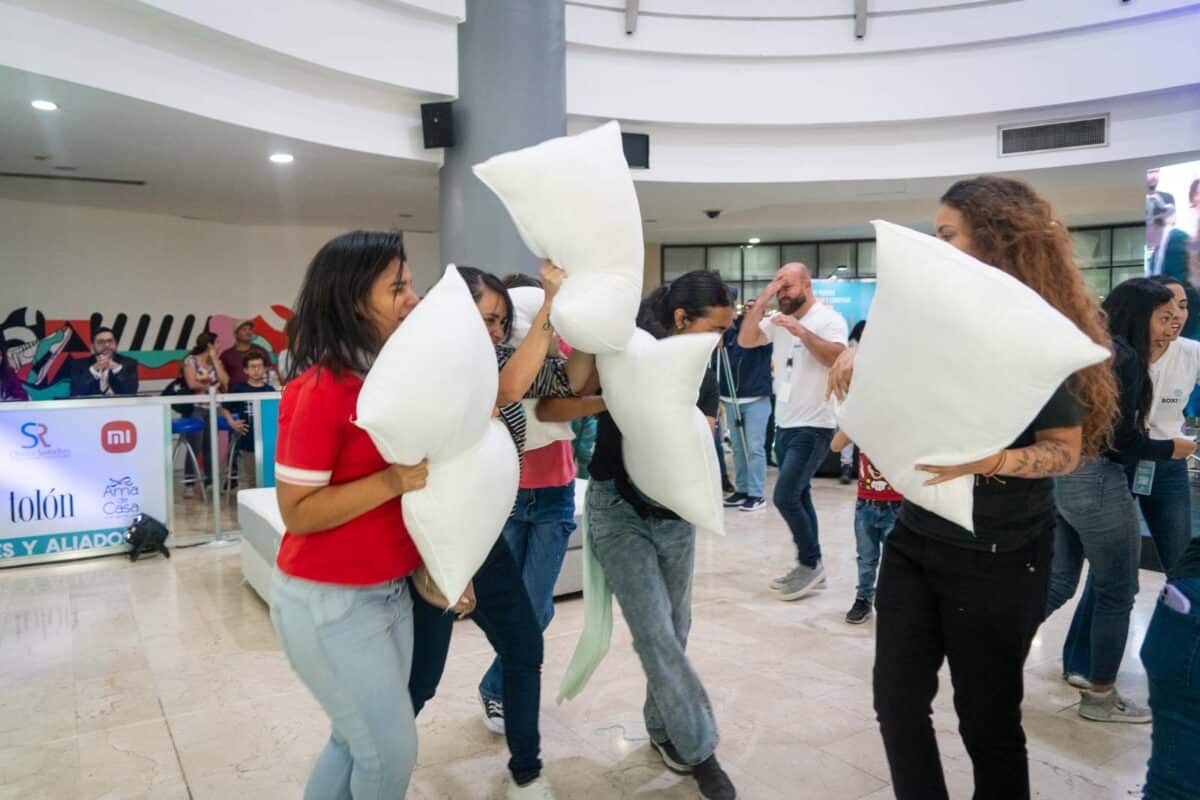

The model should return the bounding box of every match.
[407,263,594,800]
[828,176,1119,800]
[1139,275,1200,573]
[587,271,737,800]
[1046,278,1184,724]
[271,231,431,799]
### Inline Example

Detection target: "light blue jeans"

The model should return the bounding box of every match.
[725,397,771,499]
[854,499,901,601]
[586,479,718,766]
[270,570,418,800]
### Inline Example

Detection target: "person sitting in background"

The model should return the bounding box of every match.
[220,320,273,387]
[224,351,272,486]
[177,333,231,496]
[0,347,28,401]
[69,327,139,397]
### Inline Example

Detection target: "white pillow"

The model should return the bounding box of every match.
[402,419,519,605]
[508,285,576,451]
[356,264,496,464]
[835,220,1110,532]
[473,121,644,354]
[597,329,725,533]
[508,286,543,344]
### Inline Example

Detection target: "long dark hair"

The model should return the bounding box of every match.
[188,332,217,357]
[637,270,732,339]
[457,266,514,342]
[285,231,406,379]
[940,176,1117,457]
[1103,278,1175,430]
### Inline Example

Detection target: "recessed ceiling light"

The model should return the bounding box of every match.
[269,153,294,164]
[836,266,849,272]
[748,237,761,244]
[31,100,58,111]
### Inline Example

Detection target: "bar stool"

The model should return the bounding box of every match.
[218,414,246,494]
[171,416,207,501]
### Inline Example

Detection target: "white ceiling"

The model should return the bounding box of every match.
[1,66,1192,244]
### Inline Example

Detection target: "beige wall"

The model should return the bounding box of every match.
[643,242,663,296]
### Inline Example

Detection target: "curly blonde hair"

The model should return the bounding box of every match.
[941,176,1118,458]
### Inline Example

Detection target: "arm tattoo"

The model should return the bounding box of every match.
[1003,441,1075,478]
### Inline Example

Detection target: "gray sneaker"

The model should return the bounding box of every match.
[769,565,802,590]
[1078,689,1151,724]
[778,562,827,601]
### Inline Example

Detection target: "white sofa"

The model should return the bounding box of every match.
[237,480,587,606]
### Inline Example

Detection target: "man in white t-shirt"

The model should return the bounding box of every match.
[739,263,848,600]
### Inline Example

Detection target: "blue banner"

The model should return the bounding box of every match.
[813,280,876,329]
[260,398,279,488]
[0,528,127,560]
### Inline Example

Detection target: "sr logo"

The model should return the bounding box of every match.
[101,421,138,454]
[20,422,50,449]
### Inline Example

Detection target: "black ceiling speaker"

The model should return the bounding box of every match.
[421,102,455,149]
[622,132,649,169]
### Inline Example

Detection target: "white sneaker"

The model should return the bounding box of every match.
[1063,672,1093,691]
[1079,689,1151,724]
[507,776,555,799]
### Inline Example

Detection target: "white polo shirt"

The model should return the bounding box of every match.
[1148,337,1200,439]
[759,303,848,430]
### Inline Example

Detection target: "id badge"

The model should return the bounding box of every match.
[776,379,792,404]
[1132,460,1156,496]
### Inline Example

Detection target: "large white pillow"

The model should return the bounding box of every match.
[835,220,1110,532]
[508,286,576,451]
[473,121,644,354]
[402,420,519,605]
[597,329,725,533]
[356,264,496,464]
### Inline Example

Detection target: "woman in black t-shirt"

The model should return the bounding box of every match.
[587,271,737,800]
[829,176,1119,800]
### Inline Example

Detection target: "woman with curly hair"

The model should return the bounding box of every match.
[829,175,1119,800]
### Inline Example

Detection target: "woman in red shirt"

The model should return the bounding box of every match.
[270,231,430,799]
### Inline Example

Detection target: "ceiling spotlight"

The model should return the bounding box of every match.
[269,153,294,164]
[748,237,761,244]
[836,266,849,272]
[31,100,58,111]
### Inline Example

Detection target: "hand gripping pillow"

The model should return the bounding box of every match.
[401,419,519,605]
[473,121,644,354]
[508,286,576,451]
[597,329,725,533]
[356,264,496,464]
[834,220,1110,532]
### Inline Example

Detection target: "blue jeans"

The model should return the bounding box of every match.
[1134,458,1194,572]
[480,484,576,702]
[1141,577,1200,799]
[725,398,771,498]
[773,426,835,567]
[408,537,544,784]
[854,499,900,601]
[587,480,718,765]
[1046,458,1141,685]
[270,571,418,800]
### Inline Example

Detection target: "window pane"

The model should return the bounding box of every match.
[1078,268,1110,298]
[706,246,742,281]
[1112,226,1146,266]
[1071,229,1112,269]
[663,247,705,281]
[743,245,780,279]
[781,243,817,269]
[857,241,877,277]
[1111,265,1145,289]
[818,242,856,278]
[742,279,772,305]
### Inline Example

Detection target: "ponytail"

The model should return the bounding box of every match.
[637,271,732,339]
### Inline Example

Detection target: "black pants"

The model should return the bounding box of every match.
[873,522,1052,800]
[408,537,544,785]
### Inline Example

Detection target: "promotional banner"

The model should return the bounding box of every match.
[813,279,876,329]
[0,404,167,561]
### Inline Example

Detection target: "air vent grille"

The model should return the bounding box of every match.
[1000,116,1108,156]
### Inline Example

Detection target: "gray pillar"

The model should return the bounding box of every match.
[439,0,566,277]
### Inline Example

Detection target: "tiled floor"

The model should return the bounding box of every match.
[0,477,1165,799]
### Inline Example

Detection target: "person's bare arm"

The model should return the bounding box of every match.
[738,284,777,348]
[771,316,845,368]
[564,350,595,394]
[277,461,428,534]
[498,261,564,405]
[917,427,1082,486]
[831,430,852,453]
[536,395,606,422]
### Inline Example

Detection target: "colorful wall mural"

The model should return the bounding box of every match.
[1,306,292,400]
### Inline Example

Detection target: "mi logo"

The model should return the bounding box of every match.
[101,421,138,454]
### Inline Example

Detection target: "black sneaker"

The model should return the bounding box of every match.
[693,755,736,799]
[723,492,747,508]
[845,597,873,625]
[740,496,767,512]
[651,739,692,775]
[480,693,505,735]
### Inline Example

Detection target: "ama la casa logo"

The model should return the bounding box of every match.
[101,421,138,454]
[12,422,71,460]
